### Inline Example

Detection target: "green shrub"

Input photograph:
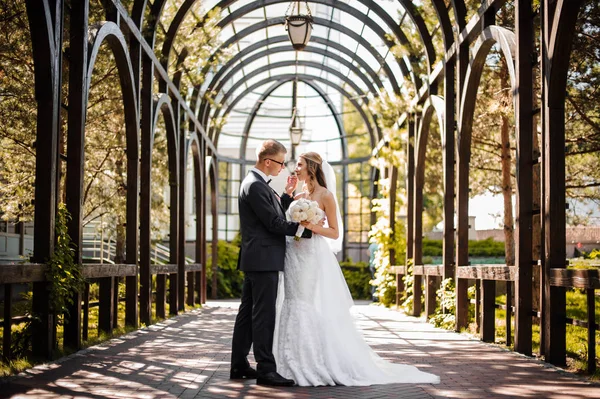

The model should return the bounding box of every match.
[339,261,372,300]
[206,239,244,298]
[468,238,505,257]
[422,238,505,257]
[422,239,443,256]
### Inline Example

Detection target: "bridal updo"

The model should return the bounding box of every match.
[300,152,327,189]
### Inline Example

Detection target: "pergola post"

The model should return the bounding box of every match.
[412,115,423,318]
[541,0,584,366]
[403,115,415,306]
[26,0,64,358]
[138,52,154,327]
[514,0,534,356]
[64,0,90,350]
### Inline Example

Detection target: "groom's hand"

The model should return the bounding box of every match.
[285,174,298,195]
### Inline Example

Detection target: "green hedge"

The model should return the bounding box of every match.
[206,239,244,299]
[206,239,372,300]
[339,261,372,300]
[423,237,505,257]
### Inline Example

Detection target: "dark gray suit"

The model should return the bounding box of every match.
[231,170,300,375]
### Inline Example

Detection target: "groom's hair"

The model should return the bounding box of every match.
[257,139,287,161]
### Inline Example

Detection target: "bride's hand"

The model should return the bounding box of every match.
[300,221,313,229]
[301,217,325,231]
[285,175,298,195]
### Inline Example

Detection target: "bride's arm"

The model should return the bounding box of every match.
[301,192,339,240]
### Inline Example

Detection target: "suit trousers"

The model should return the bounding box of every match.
[231,271,279,375]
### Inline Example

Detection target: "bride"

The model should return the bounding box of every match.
[273,152,440,387]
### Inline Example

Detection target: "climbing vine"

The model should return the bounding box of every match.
[400,259,415,313]
[45,203,85,319]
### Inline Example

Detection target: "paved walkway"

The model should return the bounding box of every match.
[1,300,599,399]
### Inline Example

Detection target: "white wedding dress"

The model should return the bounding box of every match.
[273,200,440,387]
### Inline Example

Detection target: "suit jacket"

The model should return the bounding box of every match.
[238,171,301,272]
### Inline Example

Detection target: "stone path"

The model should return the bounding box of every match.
[1,300,598,398]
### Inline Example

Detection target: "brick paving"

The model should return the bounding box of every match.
[1,300,599,399]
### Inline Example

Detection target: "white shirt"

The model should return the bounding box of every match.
[250,167,269,183]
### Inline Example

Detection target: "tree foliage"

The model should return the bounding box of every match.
[0,1,36,222]
[0,2,227,246]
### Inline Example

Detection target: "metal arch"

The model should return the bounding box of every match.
[171,47,188,93]
[151,93,180,185]
[207,154,219,299]
[454,25,516,316]
[207,62,371,140]
[431,0,455,51]
[161,0,424,87]
[196,37,389,123]
[183,131,206,303]
[131,0,149,29]
[237,81,284,161]
[394,0,437,71]
[191,18,411,102]
[546,0,584,105]
[450,0,468,31]
[225,13,417,88]
[217,0,420,68]
[213,55,378,102]
[86,22,140,161]
[203,58,378,129]
[197,37,386,113]
[139,92,180,324]
[213,73,380,148]
[206,59,369,130]
[413,95,446,252]
[415,95,446,177]
[237,78,354,162]
[458,26,516,151]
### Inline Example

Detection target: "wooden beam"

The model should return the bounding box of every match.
[151,264,179,275]
[0,264,46,284]
[456,265,517,281]
[413,265,444,276]
[185,263,203,272]
[82,264,136,279]
[481,280,496,342]
[549,269,600,289]
[3,284,12,361]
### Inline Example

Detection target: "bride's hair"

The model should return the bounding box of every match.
[300,152,327,189]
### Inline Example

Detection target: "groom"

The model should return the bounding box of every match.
[230,139,306,387]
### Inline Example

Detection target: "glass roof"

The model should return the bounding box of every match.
[163,0,434,161]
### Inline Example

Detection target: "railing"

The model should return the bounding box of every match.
[1,259,203,361]
[392,263,599,373]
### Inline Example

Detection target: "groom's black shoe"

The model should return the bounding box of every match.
[256,371,295,387]
[230,366,258,379]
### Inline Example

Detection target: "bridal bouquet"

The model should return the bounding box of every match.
[289,199,325,241]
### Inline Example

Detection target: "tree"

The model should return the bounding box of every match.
[0,2,228,254]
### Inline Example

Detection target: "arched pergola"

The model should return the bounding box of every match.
[1,0,592,375]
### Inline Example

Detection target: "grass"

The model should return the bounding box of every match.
[489,290,600,380]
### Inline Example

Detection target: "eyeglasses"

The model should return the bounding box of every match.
[265,158,285,167]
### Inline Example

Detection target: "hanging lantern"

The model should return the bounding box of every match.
[289,108,303,146]
[284,1,313,51]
